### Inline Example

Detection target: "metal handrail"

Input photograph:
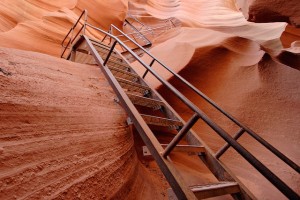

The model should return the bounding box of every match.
[84,23,299,199]
[127,13,180,30]
[101,19,152,52]
[101,15,180,53]
[115,22,179,38]
[61,9,88,58]
[109,24,300,174]
[126,13,154,35]
[61,10,299,199]
[124,19,152,45]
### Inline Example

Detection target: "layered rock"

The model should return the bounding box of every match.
[0,0,128,56]
[0,0,299,199]
[247,0,300,27]
[0,47,167,199]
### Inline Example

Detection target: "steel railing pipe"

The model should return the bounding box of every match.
[163,113,199,158]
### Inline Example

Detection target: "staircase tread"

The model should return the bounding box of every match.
[141,114,183,127]
[95,48,122,60]
[127,92,164,108]
[75,51,96,64]
[106,61,130,71]
[90,40,117,52]
[108,66,139,77]
[190,182,240,199]
[116,77,150,89]
[161,144,205,153]
[190,182,239,191]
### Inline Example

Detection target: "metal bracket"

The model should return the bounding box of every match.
[114,97,120,103]
[143,90,151,97]
[132,77,139,82]
[153,105,162,111]
[126,117,133,125]
[142,146,152,156]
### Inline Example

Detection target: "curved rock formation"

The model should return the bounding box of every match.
[0,47,167,199]
[0,0,299,199]
[0,0,128,56]
[129,0,287,42]
[154,37,300,199]
[247,0,300,27]
[128,1,299,198]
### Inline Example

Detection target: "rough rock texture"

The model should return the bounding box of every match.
[0,0,299,199]
[247,0,300,27]
[0,0,128,56]
[0,47,167,199]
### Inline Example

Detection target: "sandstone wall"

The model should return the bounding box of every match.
[0,47,166,199]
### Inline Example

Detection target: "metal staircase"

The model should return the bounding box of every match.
[61,10,300,200]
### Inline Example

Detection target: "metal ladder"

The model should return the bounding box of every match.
[61,10,300,200]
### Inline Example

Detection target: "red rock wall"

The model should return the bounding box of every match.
[248,0,300,27]
[0,0,128,57]
[0,47,166,199]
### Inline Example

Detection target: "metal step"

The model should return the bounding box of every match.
[127,92,164,109]
[75,51,96,64]
[93,47,129,67]
[161,144,205,154]
[106,59,131,71]
[116,77,151,95]
[91,40,113,50]
[121,45,151,63]
[190,182,240,199]
[96,47,121,58]
[92,44,123,60]
[141,114,183,127]
[76,48,130,71]
[108,66,140,82]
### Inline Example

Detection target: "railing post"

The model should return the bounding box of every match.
[70,28,74,45]
[142,58,155,78]
[83,10,87,35]
[163,113,199,158]
[103,40,117,66]
[215,128,245,159]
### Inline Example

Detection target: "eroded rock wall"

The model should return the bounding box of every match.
[0,0,128,56]
[0,47,166,199]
